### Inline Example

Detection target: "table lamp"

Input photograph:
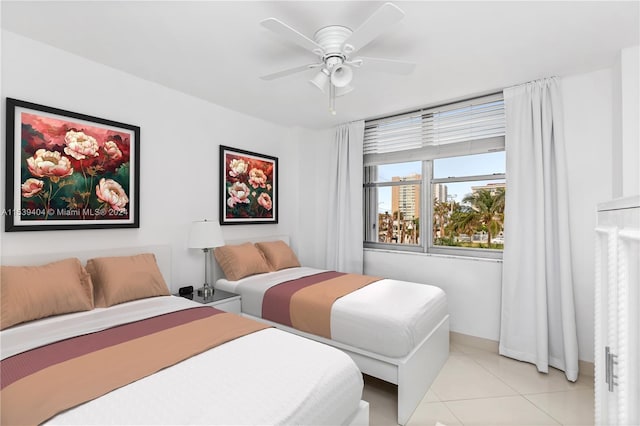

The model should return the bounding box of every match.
[188,219,224,297]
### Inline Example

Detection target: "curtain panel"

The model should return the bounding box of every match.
[326,120,365,274]
[500,77,579,381]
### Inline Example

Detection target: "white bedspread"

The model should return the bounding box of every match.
[215,267,448,358]
[1,296,363,425]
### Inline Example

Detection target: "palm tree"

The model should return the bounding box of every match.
[447,207,480,244]
[461,188,505,247]
[432,199,449,242]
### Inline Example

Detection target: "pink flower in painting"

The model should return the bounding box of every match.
[103,141,123,160]
[96,178,129,212]
[257,193,272,211]
[227,182,250,208]
[229,159,248,177]
[266,183,272,191]
[248,168,267,189]
[27,149,74,182]
[64,130,99,160]
[21,178,44,198]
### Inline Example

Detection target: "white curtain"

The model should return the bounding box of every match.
[499,77,579,381]
[326,120,365,274]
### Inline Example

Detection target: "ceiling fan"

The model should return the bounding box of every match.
[259,2,416,115]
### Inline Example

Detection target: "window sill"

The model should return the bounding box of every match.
[363,247,503,263]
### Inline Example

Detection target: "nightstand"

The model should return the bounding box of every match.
[175,289,241,314]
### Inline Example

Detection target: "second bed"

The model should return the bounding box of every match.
[213,237,450,425]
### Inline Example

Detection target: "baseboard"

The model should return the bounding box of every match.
[579,359,594,378]
[450,332,596,381]
[450,331,499,353]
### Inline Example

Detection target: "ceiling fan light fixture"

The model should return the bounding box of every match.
[309,68,330,93]
[330,64,353,88]
[261,2,413,115]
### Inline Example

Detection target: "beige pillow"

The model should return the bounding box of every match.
[0,258,94,330]
[213,243,271,281]
[86,253,170,307]
[255,240,301,271]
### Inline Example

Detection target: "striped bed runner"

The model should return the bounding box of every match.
[262,271,381,339]
[0,306,269,425]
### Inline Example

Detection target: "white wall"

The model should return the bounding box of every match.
[620,46,639,197]
[611,46,639,198]
[562,68,614,363]
[294,126,333,269]
[0,30,300,292]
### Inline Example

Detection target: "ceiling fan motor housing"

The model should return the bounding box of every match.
[314,25,353,63]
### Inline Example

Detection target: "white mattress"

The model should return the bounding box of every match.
[215,267,448,358]
[1,296,363,425]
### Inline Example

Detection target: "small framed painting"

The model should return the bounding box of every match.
[4,98,140,231]
[220,145,278,225]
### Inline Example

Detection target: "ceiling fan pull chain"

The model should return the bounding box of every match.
[329,84,337,115]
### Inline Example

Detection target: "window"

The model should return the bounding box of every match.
[363,94,506,258]
[364,162,422,246]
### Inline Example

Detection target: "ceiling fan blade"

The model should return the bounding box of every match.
[260,63,322,81]
[261,18,324,54]
[342,2,405,55]
[357,57,416,75]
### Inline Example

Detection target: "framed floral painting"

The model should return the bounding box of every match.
[4,98,140,231]
[220,145,277,225]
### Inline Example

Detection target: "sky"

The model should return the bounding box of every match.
[375,151,505,214]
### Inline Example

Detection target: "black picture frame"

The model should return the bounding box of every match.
[219,145,278,225]
[4,98,140,231]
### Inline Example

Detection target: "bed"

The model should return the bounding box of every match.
[0,246,369,425]
[212,236,450,425]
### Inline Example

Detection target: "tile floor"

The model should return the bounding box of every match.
[363,341,594,426]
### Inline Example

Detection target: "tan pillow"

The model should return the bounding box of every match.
[255,241,301,271]
[1,258,94,330]
[213,243,270,281]
[86,253,170,307]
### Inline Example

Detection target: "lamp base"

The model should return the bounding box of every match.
[197,284,214,297]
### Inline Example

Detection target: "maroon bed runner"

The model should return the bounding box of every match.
[262,271,345,326]
[1,306,218,390]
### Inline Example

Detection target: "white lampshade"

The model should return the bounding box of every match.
[188,220,225,249]
[330,64,353,88]
[309,68,330,93]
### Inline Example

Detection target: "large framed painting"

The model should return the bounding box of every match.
[220,145,278,225]
[4,98,140,231]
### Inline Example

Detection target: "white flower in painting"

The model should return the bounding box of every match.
[103,140,123,160]
[248,168,267,189]
[96,178,129,212]
[27,149,74,182]
[64,130,99,160]
[227,182,250,208]
[21,178,44,198]
[229,159,248,177]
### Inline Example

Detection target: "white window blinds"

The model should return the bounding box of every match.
[364,93,505,165]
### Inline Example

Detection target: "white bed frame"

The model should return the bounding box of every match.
[214,236,450,425]
[1,245,370,426]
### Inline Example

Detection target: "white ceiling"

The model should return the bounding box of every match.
[2,1,639,129]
